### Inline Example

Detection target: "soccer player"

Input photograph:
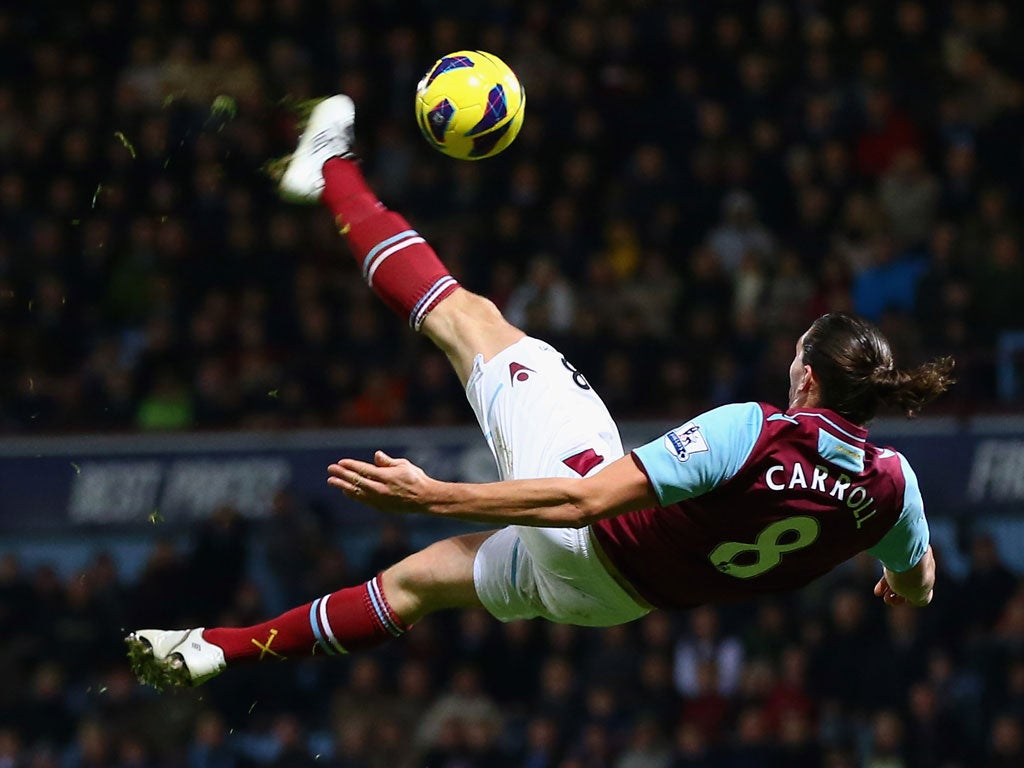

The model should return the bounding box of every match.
[127,96,952,689]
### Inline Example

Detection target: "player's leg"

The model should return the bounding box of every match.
[126,530,494,689]
[462,344,652,627]
[419,288,523,387]
[281,96,522,385]
[321,157,523,385]
[287,104,613,471]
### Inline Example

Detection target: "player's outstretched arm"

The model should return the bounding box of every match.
[873,546,935,607]
[327,451,658,528]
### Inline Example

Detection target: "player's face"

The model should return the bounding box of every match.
[788,332,808,407]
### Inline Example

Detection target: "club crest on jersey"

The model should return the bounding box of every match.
[664,423,709,462]
[509,362,535,385]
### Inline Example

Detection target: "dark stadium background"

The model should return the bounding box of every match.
[3,1,1024,766]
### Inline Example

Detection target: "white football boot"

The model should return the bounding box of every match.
[126,628,227,689]
[279,94,356,203]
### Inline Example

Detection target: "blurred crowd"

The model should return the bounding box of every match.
[2,505,1024,768]
[6,3,1024,767]
[4,0,1024,433]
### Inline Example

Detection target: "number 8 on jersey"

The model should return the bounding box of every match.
[709,516,821,579]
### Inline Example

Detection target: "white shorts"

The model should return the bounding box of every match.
[466,337,650,626]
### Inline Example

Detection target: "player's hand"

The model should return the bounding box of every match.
[873,575,932,607]
[327,451,434,514]
[873,575,908,606]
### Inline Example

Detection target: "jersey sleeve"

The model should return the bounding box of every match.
[632,402,764,506]
[867,452,930,573]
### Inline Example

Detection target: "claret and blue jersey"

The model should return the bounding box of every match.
[591,402,929,610]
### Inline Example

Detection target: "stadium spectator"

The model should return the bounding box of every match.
[962,533,1018,634]
[672,607,744,699]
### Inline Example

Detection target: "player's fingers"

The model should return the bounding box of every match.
[327,469,359,491]
[375,450,399,466]
[885,590,906,606]
[873,577,887,596]
[328,474,366,490]
[328,465,378,492]
[353,462,399,483]
[328,476,354,492]
[330,459,376,476]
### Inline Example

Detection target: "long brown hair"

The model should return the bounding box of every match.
[801,313,954,424]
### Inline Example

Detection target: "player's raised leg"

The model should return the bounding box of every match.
[126,530,493,689]
[284,97,633,626]
[280,97,623,483]
[280,95,522,384]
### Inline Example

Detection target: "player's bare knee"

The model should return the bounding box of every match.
[427,289,503,334]
[380,533,489,622]
[424,290,524,362]
[461,292,505,325]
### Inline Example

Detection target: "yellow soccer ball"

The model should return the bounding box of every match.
[415,50,525,160]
